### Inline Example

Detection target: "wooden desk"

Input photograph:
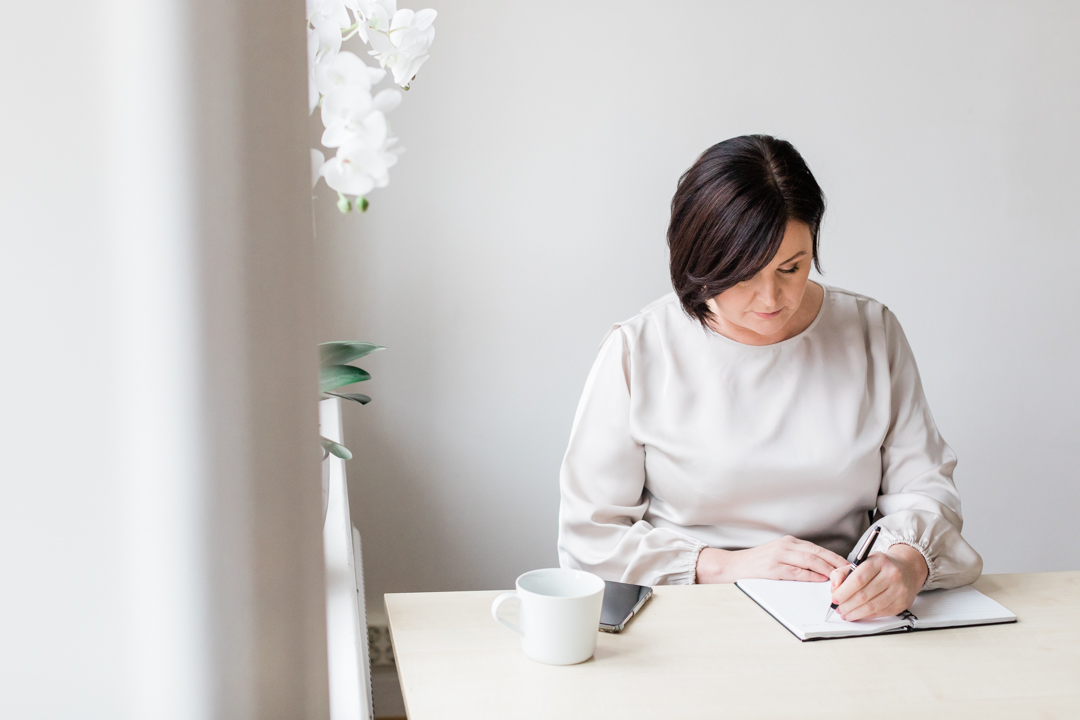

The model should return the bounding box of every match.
[385,572,1080,719]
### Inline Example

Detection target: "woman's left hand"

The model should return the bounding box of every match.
[829,544,929,621]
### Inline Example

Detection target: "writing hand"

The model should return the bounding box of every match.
[829,544,929,621]
[695,535,849,584]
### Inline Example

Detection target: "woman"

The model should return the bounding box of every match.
[557,135,982,622]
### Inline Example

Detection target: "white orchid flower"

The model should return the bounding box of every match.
[311,149,326,188]
[320,86,375,146]
[320,81,401,146]
[307,28,322,113]
[372,87,402,112]
[314,50,386,99]
[307,0,351,29]
[322,136,401,197]
[366,8,436,87]
[310,14,343,70]
[308,1,432,209]
[322,154,374,197]
[347,0,397,43]
[329,110,387,152]
[321,148,377,197]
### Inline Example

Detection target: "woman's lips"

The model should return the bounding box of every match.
[754,309,783,319]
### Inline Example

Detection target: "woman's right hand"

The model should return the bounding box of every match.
[695,535,850,584]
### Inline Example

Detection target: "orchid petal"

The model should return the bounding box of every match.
[310,149,326,187]
[372,88,402,113]
[390,8,414,32]
[399,53,428,85]
[331,0,351,28]
[366,31,395,55]
[322,155,376,196]
[366,65,387,85]
[411,8,437,30]
[321,85,375,131]
[315,50,374,96]
[322,124,359,148]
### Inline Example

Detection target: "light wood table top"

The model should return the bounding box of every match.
[385,572,1080,719]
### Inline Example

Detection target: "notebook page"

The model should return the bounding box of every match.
[736,579,909,640]
[909,585,1016,629]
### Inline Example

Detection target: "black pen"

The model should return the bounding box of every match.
[824,525,881,622]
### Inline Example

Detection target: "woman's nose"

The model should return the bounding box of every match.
[757,277,781,308]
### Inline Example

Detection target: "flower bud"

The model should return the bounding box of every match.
[337,194,353,213]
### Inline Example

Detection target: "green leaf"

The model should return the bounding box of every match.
[321,436,353,460]
[320,364,371,392]
[326,391,372,405]
[319,341,385,367]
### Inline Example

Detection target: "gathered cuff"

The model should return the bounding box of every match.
[685,542,708,585]
[868,509,981,590]
[884,537,937,590]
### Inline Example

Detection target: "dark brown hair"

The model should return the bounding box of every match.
[667,135,825,326]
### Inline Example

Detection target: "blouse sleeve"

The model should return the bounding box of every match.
[859,308,983,590]
[557,326,707,586]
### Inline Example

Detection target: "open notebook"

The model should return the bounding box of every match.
[736,579,1016,641]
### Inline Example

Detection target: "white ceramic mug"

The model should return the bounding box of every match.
[491,568,605,665]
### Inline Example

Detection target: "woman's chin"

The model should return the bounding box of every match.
[745,317,788,338]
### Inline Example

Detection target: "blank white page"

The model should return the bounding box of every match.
[910,585,1016,629]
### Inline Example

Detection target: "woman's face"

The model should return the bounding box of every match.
[706,220,815,343]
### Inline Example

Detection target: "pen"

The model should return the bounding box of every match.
[824,525,881,622]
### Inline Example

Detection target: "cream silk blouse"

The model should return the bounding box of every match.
[557,285,982,590]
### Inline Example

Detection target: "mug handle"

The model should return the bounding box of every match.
[491,592,523,635]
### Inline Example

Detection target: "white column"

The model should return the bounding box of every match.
[0,1,328,718]
[321,398,374,720]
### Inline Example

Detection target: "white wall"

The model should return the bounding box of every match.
[315,0,1080,612]
[0,1,327,717]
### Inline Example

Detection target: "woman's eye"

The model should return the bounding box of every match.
[779,264,800,275]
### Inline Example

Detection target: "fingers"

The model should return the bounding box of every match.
[830,560,876,606]
[842,583,905,621]
[783,549,843,580]
[811,544,850,570]
[773,537,850,580]
[748,537,877,586]
[776,564,829,583]
[830,565,851,591]
[832,555,909,621]
[836,569,893,621]
[786,537,850,570]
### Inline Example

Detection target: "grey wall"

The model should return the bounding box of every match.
[314,0,1080,614]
